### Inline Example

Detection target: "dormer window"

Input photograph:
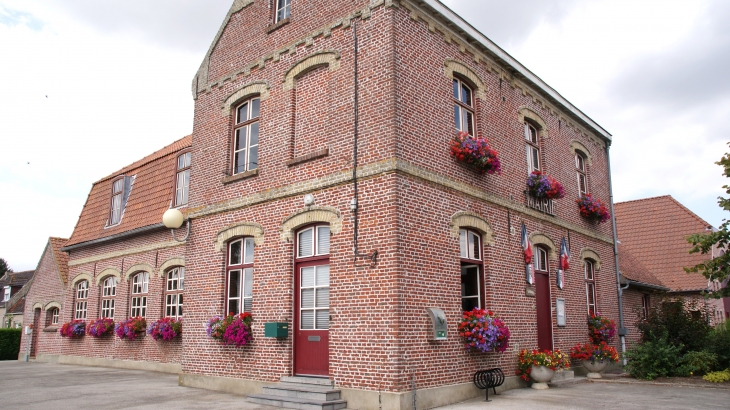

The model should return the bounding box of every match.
[175,152,191,207]
[276,0,291,23]
[108,176,134,226]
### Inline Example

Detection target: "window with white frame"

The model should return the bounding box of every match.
[101,276,116,319]
[576,151,588,196]
[525,122,540,173]
[2,286,9,302]
[227,238,254,315]
[175,152,191,207]
[166,267,184,318]
[130,272,149,317]
[275,0,291,23]
[459,229,483,311]
[232,98,260,175]
[51,308,59,325]
[534,246,549,273]
[453,78,475,136]
[110,178,124,225]
[297,226,330,258]
[75,280,88,320]
[585,260,596,314]
[296,225,330,330]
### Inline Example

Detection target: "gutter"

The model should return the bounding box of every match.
[418,0,611,141]
[624,280,670,292]
[605,144,627,363]
[61,223,165,252]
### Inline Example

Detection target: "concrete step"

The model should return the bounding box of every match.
[551,370,575,382]
[247,393,347,410]
[263,383,341,401]
[280,376,334,387]
[548,376,588,388]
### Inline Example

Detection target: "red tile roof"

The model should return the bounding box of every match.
[618,244,666,289]
[66,136,192,247]
[49,237,69,285]
[615,195,713,292]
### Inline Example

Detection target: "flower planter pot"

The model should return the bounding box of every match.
[582,359,608,379]
[530,365,554,390]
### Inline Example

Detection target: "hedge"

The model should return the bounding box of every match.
[0,328,22,360]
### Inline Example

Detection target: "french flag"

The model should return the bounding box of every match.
[557,237,570,289]
[521,223,534,285]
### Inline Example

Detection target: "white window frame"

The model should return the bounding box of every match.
[130,272,149,318]
[75,280,88,320]
[175,152,191,207]
[576,152,587,196]
[227,238,254,315]
[453,78,475,136]
[534,247,548,272]
[165,267,185,318]
[525,123,540,174]
[51,308,59,325]
[109,178,124,225]
[296,226,331,258]
[459,229,483,311]
[298,265,329,330]
[585,260,596,314]
[275,0,291,23]
[2,286,9,302]
[232,98,260,175]
[101,276,116,319]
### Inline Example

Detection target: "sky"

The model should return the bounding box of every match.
[1,0,729,271]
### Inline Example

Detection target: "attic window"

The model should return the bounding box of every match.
[108,176,135,226]
[175,152,191,207]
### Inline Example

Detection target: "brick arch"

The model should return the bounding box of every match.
[449,211,495,245]
[283,50,341,91]
[530,232,557,260]
[70,273,93,287]
[580,248,602,271]
[96,267,121,285]
[32,302,44,310]
[215,222,265,252]
[220,80,271,117]
[444,59,486,100]
[44,301,62,311]
[518,106,549,138]
[158,257,186,277]
[124,263,154,281]
[280,206,342,242]
[570,140,593,165]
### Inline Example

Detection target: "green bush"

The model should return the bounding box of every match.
[636,299,711,354]
[0,328,22,360]
[706,322,730,370]
[624,335,683,380]
[677,351,718,376]
[703,369,730,383]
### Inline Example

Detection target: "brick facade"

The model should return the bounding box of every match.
[24,1,619,407]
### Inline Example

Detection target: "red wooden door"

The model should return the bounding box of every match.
[535,272,553,351]
[294,260,330,375]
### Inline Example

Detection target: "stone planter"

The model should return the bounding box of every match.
[582,359,608,379]
[530,365,554,390]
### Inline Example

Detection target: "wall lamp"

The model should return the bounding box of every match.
[162,208,190,242]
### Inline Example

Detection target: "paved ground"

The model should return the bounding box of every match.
[1,361,729,410]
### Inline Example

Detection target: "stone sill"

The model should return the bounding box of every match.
[222,169,258,185]
[287,147,329,167]
[267,17,290,34]
[43,326,58,332]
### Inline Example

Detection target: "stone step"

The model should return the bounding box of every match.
[280,376,334,387]
[551,370,575,382]
[247,393,347,410]
[263,384,341,401]
[548,376,588,388]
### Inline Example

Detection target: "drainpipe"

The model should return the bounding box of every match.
[605,144,628,363]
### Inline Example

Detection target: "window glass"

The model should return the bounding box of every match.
[461,265,480,311]
[226,238,254,316]
[52,308,59,325]
[230,240,242,265]
[244,238,255,264]
[232,98,261,175]
[453,78,475,135]
[130,272,148,317]
[534,247,548,272]
[298,228,313,258]
[75,281,88,319]
[317,226,330,255]
[300,265,329,330]
[276,0,291,22]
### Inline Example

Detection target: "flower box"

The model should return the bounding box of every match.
[526,171,564,200]
[59,320,86,338]
[115,317,147,340]
[449,131,501,175]
[457,308,510,353]
[207,312,253,347]
[147,317,182,341]
[576,194,610,223]
[87,318,114,338]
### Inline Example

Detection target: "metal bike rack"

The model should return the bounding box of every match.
[473,368,505,402]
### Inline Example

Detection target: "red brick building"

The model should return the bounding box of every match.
[23,1,620,408]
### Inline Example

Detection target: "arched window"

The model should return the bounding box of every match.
[459,229,483,311]
[165,267,184,318]
[453,78,475,136]
[175,152,191,207]
[47,308,59,326]
[130,272,149,317]
[226,238,254,315]
[525,122,540,173]
[576,151,588,196]
[75,281,88,320]
[232,97,260,175]
[101,276,116,319]
[585,260,596,314]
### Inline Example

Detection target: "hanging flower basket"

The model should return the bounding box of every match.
[587,312,616,344]
[457,308,510,353]
[526,171,564,200]
[449,131,502,175]
[59,320,86,338]
[147,317,182,341]
[115,317,147,340]
[207,312,253,347]
[87,318,115,338]
[576,194,610,223]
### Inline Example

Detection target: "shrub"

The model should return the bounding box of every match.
[0,328,22,360]
[677,351,717,376]
[636,299,710,354]
[624,335,683,380]
[703,369,730,383]
[706,323,730,370]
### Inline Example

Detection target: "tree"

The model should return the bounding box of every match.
[0,258,11,279]
[686,144,730,298]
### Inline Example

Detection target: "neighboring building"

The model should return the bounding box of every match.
[0,270,34,328]
[615,195,727,328]
[24,1,619,408]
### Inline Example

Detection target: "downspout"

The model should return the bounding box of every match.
[605,144,628,364]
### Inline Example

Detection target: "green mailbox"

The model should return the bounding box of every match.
[264,322,289,338]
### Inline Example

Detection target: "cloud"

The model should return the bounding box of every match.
[0,5,44,31]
